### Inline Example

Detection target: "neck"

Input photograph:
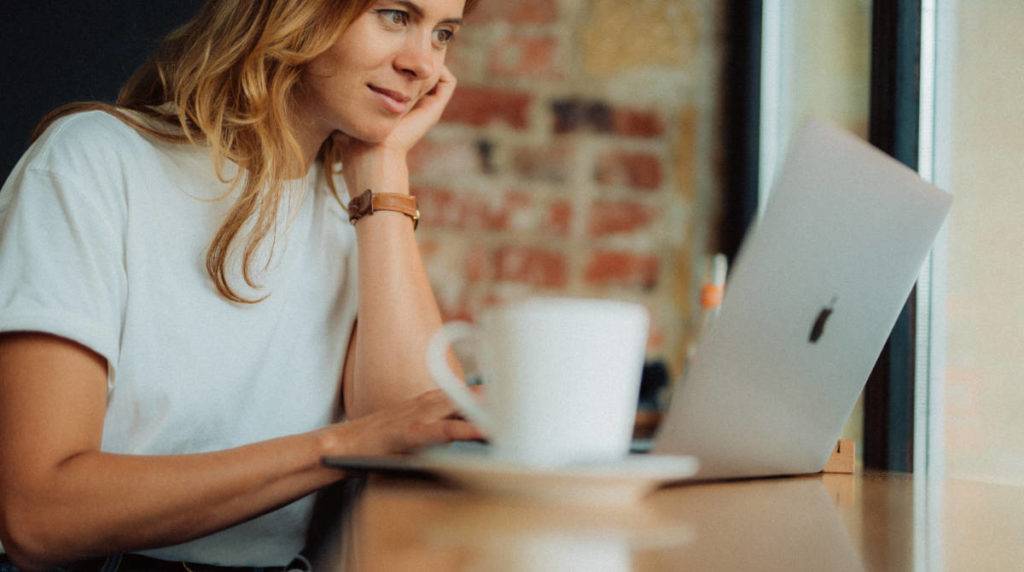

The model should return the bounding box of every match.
[288,98,334,180]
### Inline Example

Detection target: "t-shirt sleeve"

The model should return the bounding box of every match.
[0,114,128,383]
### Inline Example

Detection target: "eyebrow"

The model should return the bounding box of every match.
[393,0,464,26]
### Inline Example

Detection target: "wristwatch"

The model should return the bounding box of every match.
[347,189,419,230]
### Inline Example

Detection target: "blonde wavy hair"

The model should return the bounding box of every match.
[32,0,480,303]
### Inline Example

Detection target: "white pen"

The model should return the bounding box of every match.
[682,253,729,379]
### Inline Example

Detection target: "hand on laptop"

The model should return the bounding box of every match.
[320,388,484,457]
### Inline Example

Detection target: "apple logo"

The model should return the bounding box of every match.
[809,297,838,343]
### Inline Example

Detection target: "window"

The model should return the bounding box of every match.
[922,0,1024,486]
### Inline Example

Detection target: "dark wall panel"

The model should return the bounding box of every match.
[1,1,202,181]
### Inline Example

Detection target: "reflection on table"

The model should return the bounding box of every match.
[311,471,1024,571]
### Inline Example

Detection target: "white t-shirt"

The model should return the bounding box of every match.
[0,110,359,565]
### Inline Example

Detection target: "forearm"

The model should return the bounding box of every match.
[3,429,343,567]
[351,208,447,416]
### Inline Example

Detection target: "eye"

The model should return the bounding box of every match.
[376,9,409,27]
[433,28,455,46]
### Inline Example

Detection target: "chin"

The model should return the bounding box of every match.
[339,117,397,145]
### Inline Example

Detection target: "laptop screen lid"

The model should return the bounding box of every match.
[653,121,952,479]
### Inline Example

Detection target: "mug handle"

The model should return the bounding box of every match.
[426,321,496,436]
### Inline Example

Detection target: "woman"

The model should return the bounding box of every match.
[0,0,481,569]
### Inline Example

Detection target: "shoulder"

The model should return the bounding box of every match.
[2,110,165,224]
[23,109,157,178]
[42,109,144,145]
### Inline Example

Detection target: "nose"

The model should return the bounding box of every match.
[393,34,436,80]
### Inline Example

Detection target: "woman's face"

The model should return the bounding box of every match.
[299,0,466,143]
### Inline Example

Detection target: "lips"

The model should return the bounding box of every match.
[368,84,410,103]
[368,84,411,114]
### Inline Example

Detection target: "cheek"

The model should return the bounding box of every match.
[305,46,345,83]
[303,57,359,111]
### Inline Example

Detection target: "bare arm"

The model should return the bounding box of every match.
[0,333,477,569]
[340,67,463,418]
[346,202,450,415]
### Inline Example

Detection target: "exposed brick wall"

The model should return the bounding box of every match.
[415,0,723,379]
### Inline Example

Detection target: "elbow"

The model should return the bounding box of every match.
[1,527,50,571]
[1,495,71,570]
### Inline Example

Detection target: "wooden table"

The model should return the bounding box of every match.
[309,471,1024,571]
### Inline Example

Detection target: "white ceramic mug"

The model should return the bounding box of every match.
[426,297,650,466]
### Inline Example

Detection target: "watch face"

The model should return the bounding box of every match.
[348,190,373,220]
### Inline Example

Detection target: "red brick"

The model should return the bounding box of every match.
[467,0,558,24]
[465,244,490,283]
[418,238,441,259]
[488,34,559,78]
[675,106,699,200]
[476,191,570,236]
[416,186,472,230]
[550,98,611,134]
[419,188,520,233]
[548,200,572,237]
[468,192,531,232]
[413,186,461,229]
[438,287,475,322]
[494,246,568,288]
[441,303,474,323]
[512,144,572,183]
[442,86,532,129]
[550,101,664,138]
[480,290,505,310]
[613,109,666,138]
[414,187,575,239]
[497,193,571,236]
[584,251,660,290]
[595,151,663,190]
[588,200,658,237]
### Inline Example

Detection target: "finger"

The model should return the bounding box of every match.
[418,67,457,109]
[435,65,457,90]
[432,66,457,101]
[442,419,485,442]
[413,419,484,447]
[415,388,463,418]
[383,66,457,150]
[402,419,452,449]
[439,65,456,85]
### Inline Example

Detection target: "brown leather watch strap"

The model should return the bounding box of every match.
[348,189,420,230]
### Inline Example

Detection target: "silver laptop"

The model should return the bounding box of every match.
[652,120,952,479]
